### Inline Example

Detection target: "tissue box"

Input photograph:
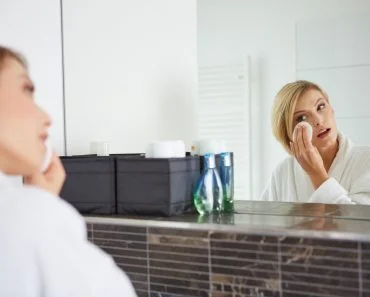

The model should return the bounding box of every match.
[116,156,200,216]
[60,155,116,214]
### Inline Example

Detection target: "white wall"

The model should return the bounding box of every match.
[0,0,65,155]
[198,0,370,199]
[296,15,370,146]
[62,0,197,155]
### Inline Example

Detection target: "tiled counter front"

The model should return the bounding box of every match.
[86,222,370,297]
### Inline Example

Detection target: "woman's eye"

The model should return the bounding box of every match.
[296,115,307,123]
[318,103,325,111]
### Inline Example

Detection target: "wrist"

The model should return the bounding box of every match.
[309,170,329,189]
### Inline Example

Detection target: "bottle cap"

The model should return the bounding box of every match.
[204,153,216,169]
[221,152,231,166]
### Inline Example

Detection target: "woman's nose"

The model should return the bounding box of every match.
[44,112,52,128]
[39,106,52,127]
[313,114,323,127]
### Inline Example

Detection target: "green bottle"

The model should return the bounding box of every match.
[220,152,234,212]
[193,153,223,215]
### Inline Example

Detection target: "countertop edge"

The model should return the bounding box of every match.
[84,216,370,242]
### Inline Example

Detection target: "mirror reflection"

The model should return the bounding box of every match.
[197,0,370,203]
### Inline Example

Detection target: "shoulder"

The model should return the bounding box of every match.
[341,133,370,164]
[345,145,370,179]
[349,145,370,166]
[351,145,370,157]
[0,186,85,240]
[273,156,295,177]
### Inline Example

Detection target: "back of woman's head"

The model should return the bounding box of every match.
[272,80,328,152]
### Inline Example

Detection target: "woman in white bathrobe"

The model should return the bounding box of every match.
[261,80,370,204]
[0,46,137,296]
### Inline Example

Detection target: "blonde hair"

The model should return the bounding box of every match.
[0,46,27,72]
[271,80,328,153]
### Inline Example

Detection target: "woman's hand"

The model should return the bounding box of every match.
[290,125,329,189]
[24,154,66,196]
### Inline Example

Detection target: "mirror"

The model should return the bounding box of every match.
[197,0,370,202]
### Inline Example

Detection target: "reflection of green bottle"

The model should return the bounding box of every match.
[197,214,213,224]
[193,154,223,215]
[220,152,234,212]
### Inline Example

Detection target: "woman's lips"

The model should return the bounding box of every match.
[317,128,331,138]
[40,134,48,142]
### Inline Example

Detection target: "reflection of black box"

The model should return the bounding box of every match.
[60,156,116,215]
[116,156,200,216]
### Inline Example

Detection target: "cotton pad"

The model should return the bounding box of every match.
[40,140,53,173]
[293,121,313,142]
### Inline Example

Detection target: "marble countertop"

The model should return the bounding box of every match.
[85,201,370,241]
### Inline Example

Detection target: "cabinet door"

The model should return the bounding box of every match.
[62,0,197,155]
[0,0,65,155]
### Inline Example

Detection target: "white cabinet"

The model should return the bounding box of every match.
[0,0,65,155]
[62,0,197,155]
[0,0,64,186]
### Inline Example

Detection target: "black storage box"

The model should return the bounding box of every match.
[60,155,116,214]
[116,156,200,216]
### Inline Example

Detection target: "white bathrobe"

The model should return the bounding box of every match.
[261,133,370,204]
[0,172,137,297]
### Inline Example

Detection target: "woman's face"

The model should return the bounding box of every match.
[292,88,338,149]
[0,58,51,176]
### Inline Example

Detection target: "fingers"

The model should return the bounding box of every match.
[302,125,313,149]
[293,125,313,155]
[296,126,306,152]
[25,153,66,196]
[44,153,66,182]
[45,154,62,173]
